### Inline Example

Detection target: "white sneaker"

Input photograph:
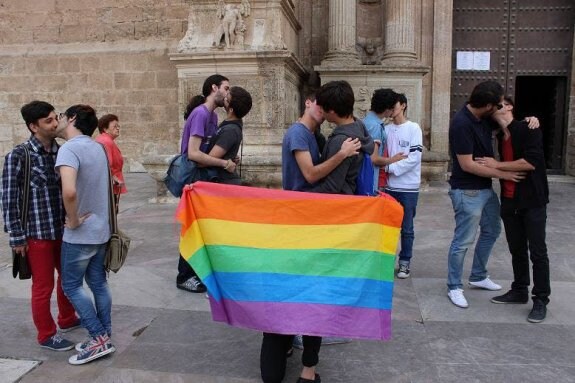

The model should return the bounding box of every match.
[469,277,502,291]
[448,288,469,308]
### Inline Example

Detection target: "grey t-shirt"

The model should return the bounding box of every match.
[55,135,111,244]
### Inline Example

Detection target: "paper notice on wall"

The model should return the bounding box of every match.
[456,51,491,71]
[456,51,474,70]
[473,52,491,70]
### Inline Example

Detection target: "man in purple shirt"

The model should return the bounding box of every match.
[177,74,234,293]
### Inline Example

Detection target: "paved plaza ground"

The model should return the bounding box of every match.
[1,173,574,383]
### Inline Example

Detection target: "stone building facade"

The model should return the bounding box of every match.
[0,0,573,188]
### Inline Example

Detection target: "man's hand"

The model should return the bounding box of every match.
[224,160,237,174]
[65,212,91,229]
[525,116,540,129]
[500,171,526,183]
[339,138,361,157]
[232,156,241,165]
[475,157,499,169]
[389,152,408,164]
[12,244,28,255]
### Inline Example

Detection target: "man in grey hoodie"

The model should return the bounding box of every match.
[311,80,375,194]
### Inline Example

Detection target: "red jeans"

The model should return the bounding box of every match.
[27,239,77,343]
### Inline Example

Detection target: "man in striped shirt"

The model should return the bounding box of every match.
[2,101,78,351]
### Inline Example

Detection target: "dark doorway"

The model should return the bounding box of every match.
[514,76,567,172]
[451,0,574,172]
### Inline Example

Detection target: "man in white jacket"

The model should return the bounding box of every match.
[383,93,423,279]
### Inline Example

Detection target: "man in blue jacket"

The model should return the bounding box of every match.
[476,96,550,323]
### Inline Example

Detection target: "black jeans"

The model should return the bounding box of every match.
[500,198,550,304]
[176,254,200,284]
[260,333,321,383]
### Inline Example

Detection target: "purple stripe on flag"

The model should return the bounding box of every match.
[209,298,392,340]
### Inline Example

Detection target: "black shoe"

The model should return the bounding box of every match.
[527,299,547,323]
[176,276,207,293]
[296,373,321,383]
[490,290,529,304]
[397,264,410,279]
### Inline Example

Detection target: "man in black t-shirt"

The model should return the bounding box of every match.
[206,86,253,185]
[446,81,526,309]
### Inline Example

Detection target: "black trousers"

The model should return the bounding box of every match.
[260,333,321,383]
[500,198,550,304]
[176,254,200,284]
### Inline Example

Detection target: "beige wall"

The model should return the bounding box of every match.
[0,0,189,168]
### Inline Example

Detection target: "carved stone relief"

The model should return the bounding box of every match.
[177,1,252,52]
[212,0,252,49]
[357,37,383,65]
[356,0,385,65]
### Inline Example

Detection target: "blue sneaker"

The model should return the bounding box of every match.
[40,334,75,351]
[68,334,115,365]
[75,337,91,352]
[59,318,81,333]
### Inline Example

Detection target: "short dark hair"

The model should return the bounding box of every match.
[64,104,98,136]
[228,86,252,119]
[98,114,118,133]
[21,101,55,131]
[370,88,399,113]
[397,93,408,114]
[183,74,230,120]
[303,89,318,103]
[468,80,504,108]
[316,80,354,118]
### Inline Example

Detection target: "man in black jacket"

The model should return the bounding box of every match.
[311,80,374,194]
[476,96,550,323]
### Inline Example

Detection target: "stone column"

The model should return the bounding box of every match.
[383,0,417,61]
[322,0,360,64]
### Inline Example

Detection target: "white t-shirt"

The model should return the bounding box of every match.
[385,120,423,192]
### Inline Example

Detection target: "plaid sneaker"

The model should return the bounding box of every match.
[40,334,75,351]
[68,334,115,365]
[176,276,207,293]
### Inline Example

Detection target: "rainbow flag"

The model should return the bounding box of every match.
[177,182,403,340]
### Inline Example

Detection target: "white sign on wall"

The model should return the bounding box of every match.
[456,51,491,71]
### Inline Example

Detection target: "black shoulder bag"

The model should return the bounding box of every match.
[12,145,32,279]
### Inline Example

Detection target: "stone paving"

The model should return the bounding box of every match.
[1,173,574,383]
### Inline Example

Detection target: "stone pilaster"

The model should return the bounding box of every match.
[430,0,452,155]
[321,0,360,64]
[382,0,417,62]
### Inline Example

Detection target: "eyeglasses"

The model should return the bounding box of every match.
[496,103,503,110]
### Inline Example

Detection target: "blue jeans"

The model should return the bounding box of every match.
[385,190,419,265]
[447,188,501,290]
[61,242,112,337]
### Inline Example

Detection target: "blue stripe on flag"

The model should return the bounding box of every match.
[203,272,393,310]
